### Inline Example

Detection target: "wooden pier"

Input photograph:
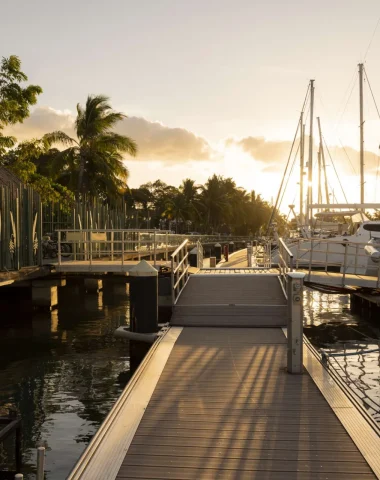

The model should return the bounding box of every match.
[68,248,380,480]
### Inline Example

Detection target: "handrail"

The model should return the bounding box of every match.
[171,239,191,304]
[278,237,294,298]
[171,239,189,259]
[279,237,294,260]
[173,251,189,274]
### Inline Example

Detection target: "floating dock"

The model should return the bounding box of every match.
[68,250,380,480]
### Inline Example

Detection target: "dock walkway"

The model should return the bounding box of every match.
[68,249,380,480]
[116,327,376,480]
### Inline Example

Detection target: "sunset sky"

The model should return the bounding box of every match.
[2,0,380,212]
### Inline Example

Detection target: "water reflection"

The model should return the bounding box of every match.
[0,280,130,479]
[304,288,380,423]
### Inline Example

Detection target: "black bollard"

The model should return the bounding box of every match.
[189,247,198,267]
[214,243,222,263]
[129,260,158,333]
[229,241,235,253]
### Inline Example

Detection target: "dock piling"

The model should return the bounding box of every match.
[36,446,45,480]
[129,260,158,333]
[214,243,221,263]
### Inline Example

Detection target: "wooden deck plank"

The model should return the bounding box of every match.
[125,444,368,463]
[176,276,286,305]
[118,466,375,480]
[115,328,377,480]
[120,455,374,474]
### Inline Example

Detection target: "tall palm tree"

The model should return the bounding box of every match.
[43,95,137,200]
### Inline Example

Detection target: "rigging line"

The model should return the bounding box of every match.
[266,84,310,233]
[364,15,380,61]
[286,193,297,221]
[266,119,302,233]
[336,72,357,131]
[364,66,380,121]
[278,141,300,212]
[322,136,349,203]
[301,83,311,113]
[337,138,357,175]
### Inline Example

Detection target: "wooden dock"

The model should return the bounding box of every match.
[68,250,380,480]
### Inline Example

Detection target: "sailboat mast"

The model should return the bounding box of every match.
[299,111,304,225]
[317,117,329,206]
[318,149,322,206]
[306,79,315,226]
[359,63,365,205]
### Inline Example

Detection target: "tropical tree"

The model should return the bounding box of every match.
[0,55,42,154]
[43,95,137,200]
[1,139,74,208]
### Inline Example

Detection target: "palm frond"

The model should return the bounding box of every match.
[43,131,77,148]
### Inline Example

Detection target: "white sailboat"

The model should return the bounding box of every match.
[272,64,380,275]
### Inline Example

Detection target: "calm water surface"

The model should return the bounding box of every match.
[0,280,130,479]
[304,289,380,422]
[0,283,379,479]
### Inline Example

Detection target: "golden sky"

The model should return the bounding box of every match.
[3,0,380,212]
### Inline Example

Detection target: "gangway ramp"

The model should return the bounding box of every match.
[171,274,287,327]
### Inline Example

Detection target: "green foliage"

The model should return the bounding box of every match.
[125,175,285,235]
[0,55,42,153]
[44,95,137,200]
[1,139,74,210]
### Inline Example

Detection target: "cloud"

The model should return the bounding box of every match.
[115,116,212,163]
[5,107,76,140]
[5,107,213,164]
[226,135,380,175]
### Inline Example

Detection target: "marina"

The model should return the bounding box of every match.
[2,16,380,478]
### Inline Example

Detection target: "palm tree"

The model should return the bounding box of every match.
[43,95,137,200]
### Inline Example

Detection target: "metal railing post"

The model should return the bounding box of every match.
[171,255,175,304]
[89,232,93,266]
[166,232,169,262]
[111,231,114,261]
[354,243,358,274]
[308,240,314,276]
[342,243,348,286]
[57,230,61,265]
[121,231,124,268]
[247,243,252,267]
[153,230,157,267]
[287,272,305,374]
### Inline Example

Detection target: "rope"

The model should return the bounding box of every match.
[364,66,380,121]
[364,15,380,61]
[322,136,349,203]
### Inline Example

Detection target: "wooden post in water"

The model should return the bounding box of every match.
[286,272,305,374]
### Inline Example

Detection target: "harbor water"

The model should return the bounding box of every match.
[0,282,378,478]
[0,280,131,479]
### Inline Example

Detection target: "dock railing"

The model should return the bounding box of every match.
[56,229,253,267]
[278,237,294,298]
[57,229,174,267]
[171,239,190,304]
[294,237,380,287]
